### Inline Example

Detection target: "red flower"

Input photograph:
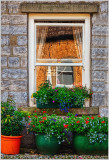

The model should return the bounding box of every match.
[33,125,35,127]
[28,123,30,125]
[72,119,73,120]
[76,121,80,123]
[35,115,38,118]
[28,116,30,118]
[34,110,37,112]
[39,121,44,123]
[43,117,47,120]
[98,115,100,117]
[101,121,105,123]
[87,117,89,120]
[70,124,71,125]
[64,125,69,128]
[43,111,46,113]
[91,117,94,120]
[85,121,89,124]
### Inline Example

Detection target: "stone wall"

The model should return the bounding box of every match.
[1,0,108,116]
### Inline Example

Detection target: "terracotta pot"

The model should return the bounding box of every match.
[1,135,22,154]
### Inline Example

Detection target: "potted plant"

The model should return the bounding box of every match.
[28,110,66,155]
[32,80,92,111]
[65,113,108,155]
[1,98,30,154]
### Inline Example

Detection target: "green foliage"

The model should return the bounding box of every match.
[28,111,66,144]
[65,113,108,144]
[1,98,30,136]
[32,80,92,111]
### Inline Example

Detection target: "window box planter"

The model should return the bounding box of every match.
[1,135,22,155]
[73,135,108,155]
[35,134,61,155]
[37,101,59,109]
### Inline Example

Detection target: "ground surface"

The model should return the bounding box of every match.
[1,153,108,159]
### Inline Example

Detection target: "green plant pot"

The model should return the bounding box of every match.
[35,134,61,155]
[73,135,108,155]
[37,102,59,108]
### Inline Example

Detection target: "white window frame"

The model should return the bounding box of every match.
[28,13,90,107]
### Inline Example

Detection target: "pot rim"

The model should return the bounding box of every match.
[1,135,23,139]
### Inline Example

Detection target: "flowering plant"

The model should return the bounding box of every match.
[1,98,30,136]
[28,111,66,144]
[64,113,108,144]
[32,81,92,111]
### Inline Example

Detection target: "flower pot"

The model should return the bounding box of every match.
[73,135,108,155]
[35,134,61,155]
[37,101,59,108]
[1,135,22,154]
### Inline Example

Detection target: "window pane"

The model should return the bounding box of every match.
[36,66,82,90]
[36,26,83,63]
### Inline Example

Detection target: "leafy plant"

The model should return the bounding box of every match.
[28,111,66,144]
[32,80,92,112]
[1,98,30,136]
[64,113,108,144]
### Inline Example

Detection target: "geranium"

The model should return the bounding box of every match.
[85,121,89,124]
[91,117,94,120]
[64,124,69,128]
[34,110,37,112]
[87,117,89,120]
[101,121,105,123]
[76,121,80,123]
[33,125,35,127]
[35,115,38,118]
[43,117,47,120]
[39,121,44,123]
[28,116,30,118]
[28,123,30,125]
[43,111,46,113]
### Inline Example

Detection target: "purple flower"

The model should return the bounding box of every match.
[75,113,78,117]
[53,100,55,103]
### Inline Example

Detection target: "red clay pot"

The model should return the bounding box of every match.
[1,135,22,154]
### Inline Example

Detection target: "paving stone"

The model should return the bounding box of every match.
[2,69,27,79]
[91,48,108,58]
[13,47,27,55]
[1,46,11,55]
[8,57,20,67]
[17,36,27,45]
[1,36,10,45]
[1,56,7,67]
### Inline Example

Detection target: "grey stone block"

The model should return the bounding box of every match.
[1,36,10,45]
[1,80,27,91]
[10,26,27,35]
[10,15,27,25]
[92,71,107,81]
[92,26,108,36]
[100,2,108,13]
[1,3,6,13]
[17,36,27,45]
[92,36,108,47]
[92,12,108,25]
[8,57,20,67]
[1,25,10,34]
[13,47,27,55]
[92,93,106,106]
[1,46,11,56]
[1,91,8,102]
[91,48,108,58]
[1,56,7,67]
[1,15,9,24]
[99,107,108,117]
[2,69,27,79]
[92,59,108,71]
[7,3,20,14]
[92,82,106,92]
[8,92,27,103]
[21,57,27,68]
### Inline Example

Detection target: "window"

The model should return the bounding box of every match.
[29,14,90,107]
